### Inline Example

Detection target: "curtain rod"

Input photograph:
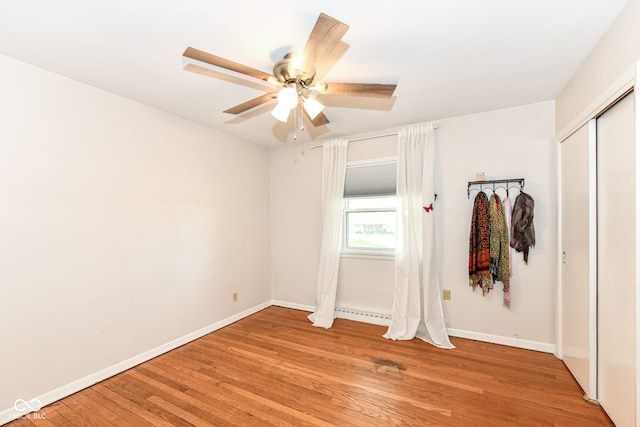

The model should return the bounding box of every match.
[310,126,438,150]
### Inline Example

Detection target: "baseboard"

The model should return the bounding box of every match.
[0,301,271,425]
[271,300,555,353]
[447,328,556,354]
[271,300,391,326]
[270,299,315,313]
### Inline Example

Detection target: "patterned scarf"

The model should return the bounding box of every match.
[489,194,511,308]
[469,192,492,295]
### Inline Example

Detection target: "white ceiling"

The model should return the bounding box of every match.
[0,1,628,148]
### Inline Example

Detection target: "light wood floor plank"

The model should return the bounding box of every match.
[143,361,301,426]
[91,382,177,427]
[7,306,614,426]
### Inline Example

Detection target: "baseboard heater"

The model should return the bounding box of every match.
[334,307,392,326]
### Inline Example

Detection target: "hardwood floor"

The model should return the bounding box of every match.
[8,306,613,426]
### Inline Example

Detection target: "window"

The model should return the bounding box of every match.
[342,159,397,257]
[344,196,397,251]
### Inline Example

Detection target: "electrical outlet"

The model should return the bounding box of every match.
[443,289,451,300]
[233,292,238,302]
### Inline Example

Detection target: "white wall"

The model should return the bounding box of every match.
[556,0,640,140]
[270,145,322,306]
[270,101,557,348]
[0,54,271,414]
[437,101,557,346]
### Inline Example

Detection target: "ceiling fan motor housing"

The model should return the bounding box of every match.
[273,52,316,87]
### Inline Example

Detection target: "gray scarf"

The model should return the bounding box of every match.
[510,192,535,264]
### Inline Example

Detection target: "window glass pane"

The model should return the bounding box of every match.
[346,211,396,249]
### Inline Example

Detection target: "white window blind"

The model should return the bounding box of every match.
[343,161,397,197]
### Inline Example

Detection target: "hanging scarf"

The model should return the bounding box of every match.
[503,194,513,278]
[489,194,511,308]
[510,192,536,264]
[469,192,492,295]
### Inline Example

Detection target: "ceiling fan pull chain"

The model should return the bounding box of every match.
[293,96,304,141]
[293,101,298,141]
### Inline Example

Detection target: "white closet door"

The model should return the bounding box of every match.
[597,91,636,427]
[560,121,597,398]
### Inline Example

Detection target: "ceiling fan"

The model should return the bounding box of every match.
[182,12,397,128]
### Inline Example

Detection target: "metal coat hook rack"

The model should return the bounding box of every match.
[467,178,525,199]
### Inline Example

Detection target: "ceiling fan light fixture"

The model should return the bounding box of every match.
[276,86,298,110]
[271,103,292,122]
[303,96,324,120]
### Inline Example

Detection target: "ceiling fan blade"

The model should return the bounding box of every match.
[304,109,330,127]
[183,47,276,82]
[302,13,349,71]
[223,93,278,114]
[320,82,397,98]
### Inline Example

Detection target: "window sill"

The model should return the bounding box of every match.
[340,250,395,261]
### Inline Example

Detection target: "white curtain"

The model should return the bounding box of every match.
[308,138,348,328]
[383,124,454,349]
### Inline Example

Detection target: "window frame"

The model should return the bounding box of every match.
[341,197,397,260]
[341,157,398,260]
